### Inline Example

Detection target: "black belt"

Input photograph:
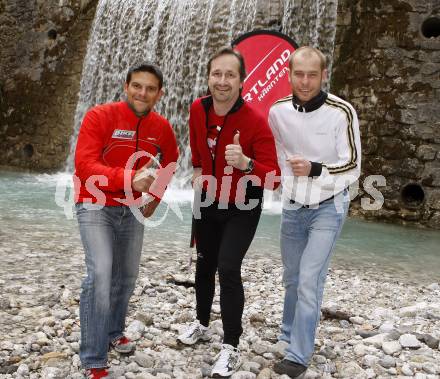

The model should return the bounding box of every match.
[289,194,335,209]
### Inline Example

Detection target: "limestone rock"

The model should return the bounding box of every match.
[338,361,368,378]
[382,341,402,355]
[399,334,421,349]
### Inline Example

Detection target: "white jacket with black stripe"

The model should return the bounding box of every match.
[268,91,361,206]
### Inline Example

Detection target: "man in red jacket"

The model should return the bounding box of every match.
[177,47,280,378]
[74,63,178,379]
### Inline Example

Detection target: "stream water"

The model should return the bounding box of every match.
[1,170,439,284]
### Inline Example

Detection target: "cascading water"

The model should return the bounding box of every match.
[66,0,339,186]
[281,0,339,84]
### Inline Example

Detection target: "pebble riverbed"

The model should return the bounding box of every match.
[1,220,440,379]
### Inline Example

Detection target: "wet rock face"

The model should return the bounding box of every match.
[1,0,339,175]
[2,0,439,229]
[0,0,98,171]
[332,0,440,228]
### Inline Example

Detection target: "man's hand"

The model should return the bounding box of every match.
[191,167,203,190]
[132,166,156,192]
[287,154,312,176]
[225,132,249,171]
[140,198,160,218]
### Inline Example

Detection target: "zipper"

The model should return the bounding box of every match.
[134,117,143,170]
[205,112,229,177]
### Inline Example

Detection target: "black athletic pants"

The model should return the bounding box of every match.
[194,201,262,347]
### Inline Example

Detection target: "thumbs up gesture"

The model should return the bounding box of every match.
[225,131,250,171]
[232,132,240,146]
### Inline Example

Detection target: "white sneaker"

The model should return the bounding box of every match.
[177,320,210,345]
[211,344,241,377]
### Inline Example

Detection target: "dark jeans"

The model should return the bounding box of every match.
[194,201,261,347]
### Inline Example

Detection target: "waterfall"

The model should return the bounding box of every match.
[66,0,339,185]
[281,0,339,85]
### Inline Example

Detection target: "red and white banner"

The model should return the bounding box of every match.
[232,30,298,118]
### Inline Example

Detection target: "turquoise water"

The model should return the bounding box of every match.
[1,170,440,283]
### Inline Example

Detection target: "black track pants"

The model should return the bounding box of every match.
[194,203,261,347]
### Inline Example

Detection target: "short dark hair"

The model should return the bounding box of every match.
[126,62,164,89]
[207,47,246,82]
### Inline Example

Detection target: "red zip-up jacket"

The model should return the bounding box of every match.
[189,96,280,204]
[74,101,179,206]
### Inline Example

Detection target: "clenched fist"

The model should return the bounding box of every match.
[287,154,311,176]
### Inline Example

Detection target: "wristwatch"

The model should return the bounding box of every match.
[242,158,254,174]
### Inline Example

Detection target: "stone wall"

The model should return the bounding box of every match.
[1,0,440,228]
[0,0,98,170]
[332,0,440,228]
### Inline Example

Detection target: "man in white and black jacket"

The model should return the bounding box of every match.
[268,46,361,378]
